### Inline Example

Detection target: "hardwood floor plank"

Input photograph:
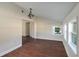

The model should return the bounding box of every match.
[3,36,67,57]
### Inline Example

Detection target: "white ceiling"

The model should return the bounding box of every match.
[15,2,77,21]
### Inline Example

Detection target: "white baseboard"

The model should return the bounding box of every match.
[36,37,62,41]
[0,44,22,57]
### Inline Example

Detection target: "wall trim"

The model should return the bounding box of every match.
[0,44,22,57]
[35,36,63,41]
[62,39,77,57]
[30,36,62,42]
[36,37,63,42]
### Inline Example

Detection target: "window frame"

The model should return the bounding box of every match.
[68,17,77,54]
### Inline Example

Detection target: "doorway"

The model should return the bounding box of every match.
[22,20,30,44]
[22,20,37,45]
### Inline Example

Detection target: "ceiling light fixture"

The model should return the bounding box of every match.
[28,8,34,19]
[21,8,35,19]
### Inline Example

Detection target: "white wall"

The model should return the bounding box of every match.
[22,21,27,36]
[30,17,63,41]
[62,3,79,57]
[0,3,32,56]
[22,21,30,36]
[30,21,37,38]
[26,22,30,36]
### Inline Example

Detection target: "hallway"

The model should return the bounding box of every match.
[0,2,78,57]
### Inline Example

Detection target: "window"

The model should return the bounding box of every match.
[68,18,77,54]
[63,24,67,41]
[72,21,77,45]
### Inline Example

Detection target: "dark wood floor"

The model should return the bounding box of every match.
[3,36,67,57]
